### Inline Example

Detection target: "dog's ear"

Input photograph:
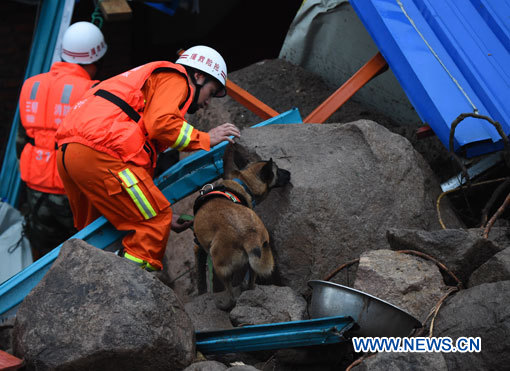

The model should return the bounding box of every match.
[223,146,247,177]
[223,144,262,177]
[259,159,275,184]
[233,150,250,170]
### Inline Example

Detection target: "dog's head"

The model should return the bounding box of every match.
[225,153,291,204]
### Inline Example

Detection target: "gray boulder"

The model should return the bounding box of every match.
[481,226,510,248]
[468,247,510,287]
[13,239,195,370]
[225,122,462,294]
[386,228,503,286]
[160,191,200,303]
[353,249,447,322]
[185,293,234,332]
[434,281,510,370]
[229,285,307,326]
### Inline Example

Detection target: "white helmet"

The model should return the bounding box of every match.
[61,22,107,64]
[176,45,227,97]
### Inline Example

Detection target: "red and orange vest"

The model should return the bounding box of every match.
[55,61,194,169]
[19,62,97,194]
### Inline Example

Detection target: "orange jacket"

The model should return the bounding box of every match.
[56,61,210,169]
[19,62,97,194]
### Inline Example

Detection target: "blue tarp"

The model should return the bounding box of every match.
[0,1,69,207]
[350,0,510,158]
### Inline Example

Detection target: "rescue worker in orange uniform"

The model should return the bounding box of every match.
[17,22,108,259]
[55,45,241,272]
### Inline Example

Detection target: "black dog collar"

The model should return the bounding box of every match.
[232,178,256,208]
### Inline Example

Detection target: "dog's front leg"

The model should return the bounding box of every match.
[214,274,237,311]
[241,267,257,291]
[247,268,258,290]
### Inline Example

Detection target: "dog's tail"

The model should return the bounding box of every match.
[247,240,274,277]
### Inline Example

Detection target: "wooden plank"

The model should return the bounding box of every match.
[0,350,23,371]
[99,0,132,21]
[226,80,279,120]
[304,52,388,123]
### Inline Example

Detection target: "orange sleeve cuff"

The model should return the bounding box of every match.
[186,128,210,152]
[198,131,211,151]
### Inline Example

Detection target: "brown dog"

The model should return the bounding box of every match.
[193,157,290,310]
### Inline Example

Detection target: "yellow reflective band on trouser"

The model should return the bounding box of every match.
[171,121,193,151]
[123,252,158,271]
[117,168,157,220]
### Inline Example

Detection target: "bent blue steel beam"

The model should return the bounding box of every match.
[0,1,67,207]
[196,315,354,353]
[350,0,510,158]
[0,108,303,318]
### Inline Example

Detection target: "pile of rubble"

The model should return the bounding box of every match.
[4,59,510,370]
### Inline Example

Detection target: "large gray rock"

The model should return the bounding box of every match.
[225,122,463,294]
[161,191,200,303]
[481,226,510,248]
[191,58,453,181]
[13,239,195,370]
[185,293,234,332]
[434,281,510,370]
[353,249,447,322]
[386,228,503,286]
[229,285,307,326]
[352,352,447,371]
[468,247,510,287]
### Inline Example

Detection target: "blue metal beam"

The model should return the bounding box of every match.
[196,315,354,353]
[0,0,68,207]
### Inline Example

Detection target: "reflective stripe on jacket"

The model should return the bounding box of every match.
[19,62,97,194]
[55,61,198,169]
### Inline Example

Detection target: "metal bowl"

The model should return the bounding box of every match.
[308,280,422,337]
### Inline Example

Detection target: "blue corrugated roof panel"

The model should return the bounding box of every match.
[350,0,510,158]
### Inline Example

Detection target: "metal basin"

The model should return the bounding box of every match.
[308,280,422,337]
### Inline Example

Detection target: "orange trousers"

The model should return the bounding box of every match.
[56,143,172,270]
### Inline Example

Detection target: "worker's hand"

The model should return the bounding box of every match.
[208,123,241,147]
[171,214,193,233]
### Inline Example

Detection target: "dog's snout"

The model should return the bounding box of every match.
[275,168,291,187]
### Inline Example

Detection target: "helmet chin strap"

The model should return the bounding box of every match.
[187,85,201,114]
[188,73,211,114]
[187,73,202,114]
